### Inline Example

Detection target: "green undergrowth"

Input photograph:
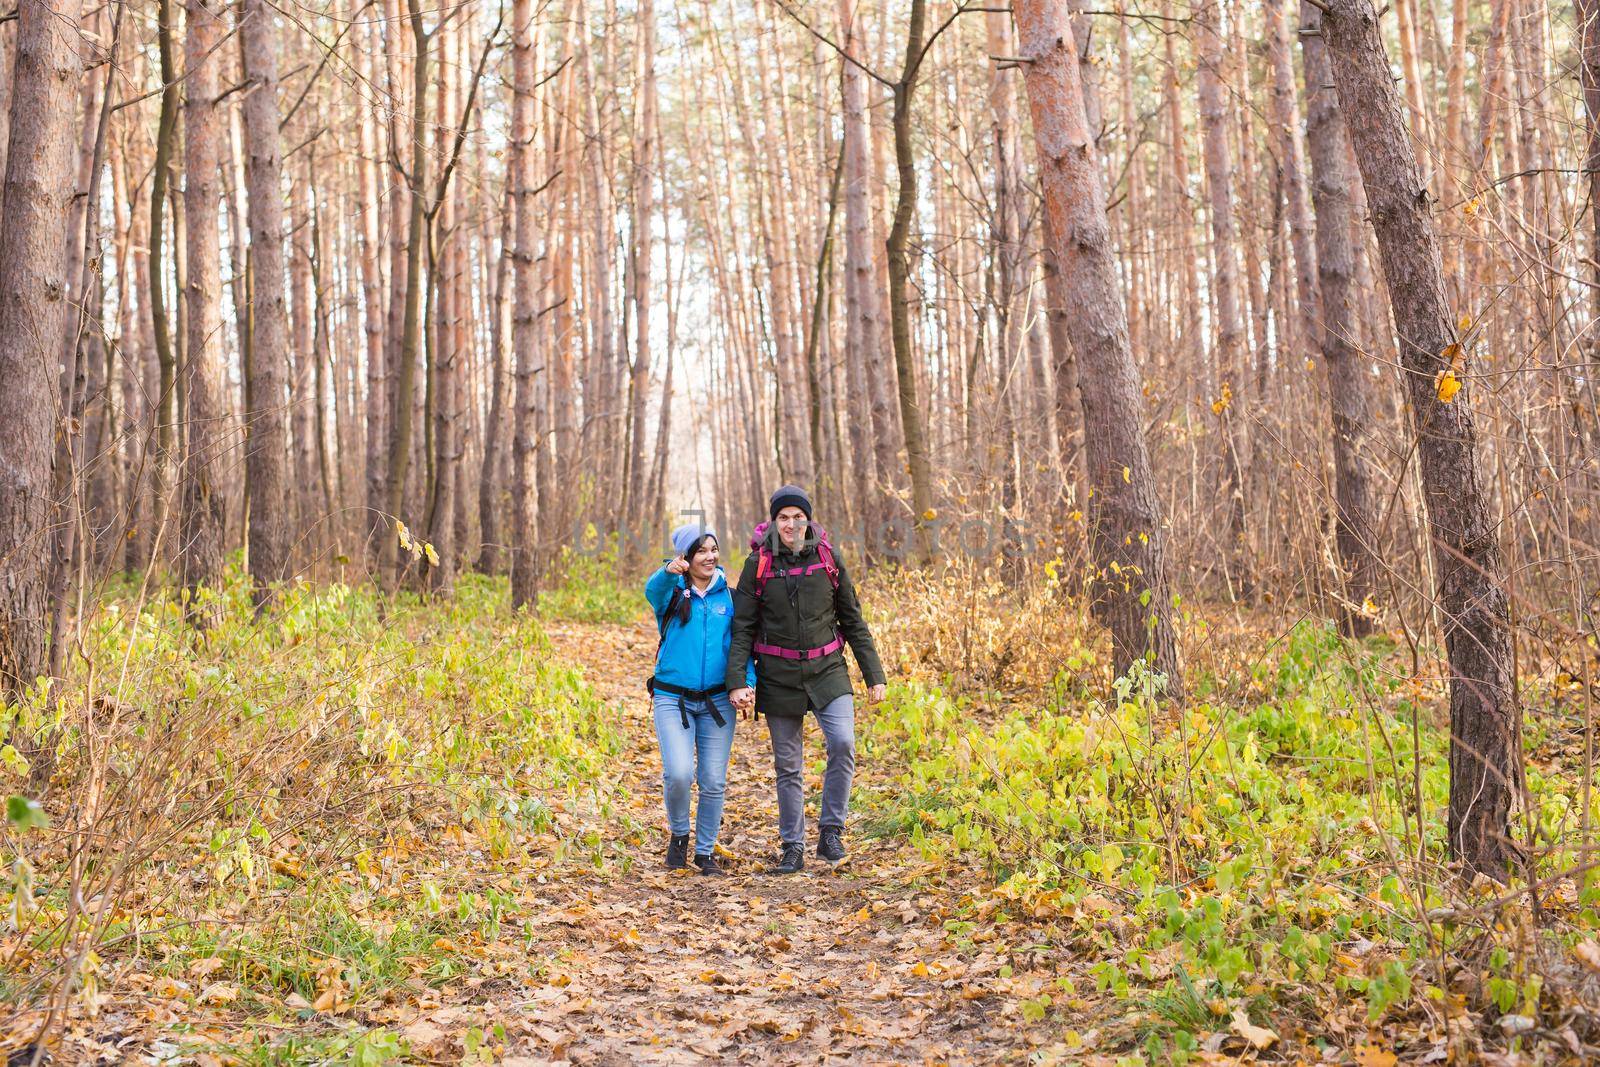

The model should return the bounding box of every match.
[2,566,628,1028]
[862,618,1600,1055]
[535,539,646,625]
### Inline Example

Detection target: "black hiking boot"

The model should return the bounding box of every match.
[771,843,805,875]
[817,825,847,865]
[695,853,726,877]
[666,834,690,870]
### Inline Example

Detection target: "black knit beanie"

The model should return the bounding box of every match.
[768,484,812,521]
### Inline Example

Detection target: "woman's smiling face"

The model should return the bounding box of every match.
[689,536,719,581]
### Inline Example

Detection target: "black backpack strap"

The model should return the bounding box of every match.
[646,584,685,697]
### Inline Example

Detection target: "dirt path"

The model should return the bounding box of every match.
[487,618,1059,1065]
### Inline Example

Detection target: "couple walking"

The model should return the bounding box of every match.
[643,485,887,875]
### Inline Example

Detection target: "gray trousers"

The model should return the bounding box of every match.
[765,694,855,845]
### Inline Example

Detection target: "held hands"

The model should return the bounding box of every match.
[729,686,756,718]
[867,683,887,706]
[665,557,690,575]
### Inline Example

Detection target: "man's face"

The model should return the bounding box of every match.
[775,506,808,549]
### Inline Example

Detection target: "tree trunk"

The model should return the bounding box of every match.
[309,191,341,555]
[509,0,541,608]
[239,0,292,601]
[118,144,154,572]
[1041,210,1085,507]
[1580,0,1600,351]
[381,0,432,583]
[577,0,619,507]
[0,14,12,222]
[289,171,316,538]
[1195,0,1249,593]
[987,8,1025,579]
[477,184,514,573]
[1301,3,1380,637]
[179,0,229,609]
[149,0,181,563]
[1012,0,1184,697]
[1269,0,1319,352]
[837,0,880,540]
[0,0,84,704]
[1322,0,1522,879]
[426,26,461,596]
[358,10,389,560]
[623,0,658,533]
[886,0,936,561]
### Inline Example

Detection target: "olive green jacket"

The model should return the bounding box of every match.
[724,531,885,717]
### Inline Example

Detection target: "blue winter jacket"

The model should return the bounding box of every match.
[645,567,755,693]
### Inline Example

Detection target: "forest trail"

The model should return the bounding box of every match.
[436,615,1066,1065]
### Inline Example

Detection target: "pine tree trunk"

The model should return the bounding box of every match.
[1322,0,1523,879]
[1012,0,1184,697]
[179,0,229,609]
[290,172,316,539]
[477,185,514,574]
[358,11,389,560]
[0,15,12,223]
[149,0,181,561]
[577,0,619,505]
[381,0,432,583]
[838,0,880,534]
[887,0,936,561]
[987,8,1025,579]
[0,0,84,703]
[309,193,341,556]
[115,144,153,572]
[1041,210,1085,507]
[239,0,292,600]
[1195,0,1249,593]
[623,0,658,532]
[1269,0,1319,351]
[1301,3,1380,637]
[1580,0,1600,352]
[509,0,541,608]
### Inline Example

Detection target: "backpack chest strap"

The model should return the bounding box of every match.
[771,562,834,578]
[753,633,844,661]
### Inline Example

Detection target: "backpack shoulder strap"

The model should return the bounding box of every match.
[751,545,775,596]
[815,532,841,589]
[654,583,686,646]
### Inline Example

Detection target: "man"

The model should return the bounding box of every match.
[727,485,887,873]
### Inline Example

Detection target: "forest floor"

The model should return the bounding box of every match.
[5,567,1600,1064]
[406,614,1092,1064]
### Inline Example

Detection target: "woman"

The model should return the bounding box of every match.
[726,485,887,874]
[644,523,752,875]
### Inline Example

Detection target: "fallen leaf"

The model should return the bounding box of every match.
[1230,1008,1278,1050]
[312,977,345,1014]
[196,982,238,1005]
[1353,1046,1398,1067]
[401,1017,453,1057]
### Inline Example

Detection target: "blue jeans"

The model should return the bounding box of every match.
[652,691,736,856]
[765,694,855,846]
